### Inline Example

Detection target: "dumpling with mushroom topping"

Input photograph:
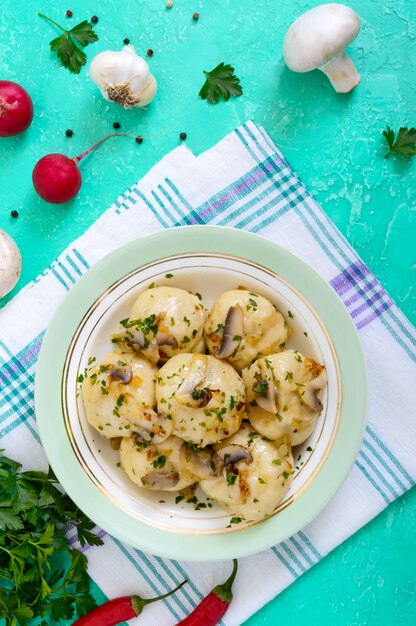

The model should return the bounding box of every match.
[81,352,173,443]
[242,350,328,446]
[114,286,205,364]
[204,289,288,372]
[120,434,198,491]
[155,353,246,447]
[199,423,294,521]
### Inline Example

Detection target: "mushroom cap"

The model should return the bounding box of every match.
[283,4,360,73]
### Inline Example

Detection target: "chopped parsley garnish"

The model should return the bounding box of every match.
[247,431,259,446]
[273,459,282,465]
[152,455,167,469]
[182,336,190,343]
[194,292,202,300]
[116,394,125,407]
[246,298,258,311]
[230,516,243,524]
[285,371,293,382]
[253,380,269,396]
[77,373,84,383]
[306,446,313,452]
[183,316,191,326]
[258,477,266,484]
[226,469,237,486]
[165,273,174,278]
[175,495,184,504]
[287,310,294,318]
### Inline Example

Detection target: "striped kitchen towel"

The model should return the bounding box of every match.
[1,121,415,626]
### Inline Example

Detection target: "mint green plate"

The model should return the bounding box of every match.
[35,226,367,561]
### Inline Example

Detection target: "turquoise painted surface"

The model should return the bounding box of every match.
[0,0,415,624]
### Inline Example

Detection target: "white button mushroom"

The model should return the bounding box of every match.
[0,229,21,298]
[283,4,361,93]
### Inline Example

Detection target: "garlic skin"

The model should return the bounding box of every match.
[0,229,22,298]
[89,45,157,109]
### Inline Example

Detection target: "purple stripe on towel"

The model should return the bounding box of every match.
[330,261,393,329]
[0,339,42,384]
[198,159,278,221]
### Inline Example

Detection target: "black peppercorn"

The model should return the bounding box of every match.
[11,210,18,218]
[135,136,144,144]
[66,10,73,18]
[123,37,130,44]
[192,12,200,20]
[65,129,73,137]
[113,122,121,129]
[91,15,98,24]
[147,49,154,57]
[180,132,187,140]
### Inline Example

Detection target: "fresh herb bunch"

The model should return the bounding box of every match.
[383,126,416,158]
[199,62,243,104]
[0,452,103,625]
[38,13,98,74]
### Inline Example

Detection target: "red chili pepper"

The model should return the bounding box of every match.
[177,559,238,626]
[72,579,187,626]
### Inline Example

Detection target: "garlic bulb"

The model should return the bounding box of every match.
[89,45,157,109]
[0,229,21,298]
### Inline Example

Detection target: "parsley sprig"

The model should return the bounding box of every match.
[0,452,103,624]
[38,13,98,74]
[199,62,243,104]
[383,126,416,159]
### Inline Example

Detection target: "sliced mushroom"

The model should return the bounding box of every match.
[104,355,133,384]
[133,429,152,444]
[302,369,328,412]
[217,304,244,358]
[142,471,180,489]
[217,444,253,467]
[126,327,146,348]
[156,331,178,349]
[253,362,277,413]
[180,442,223,479]
[126,327,178,363]
[131,409,173,444]
[174,355,209,408]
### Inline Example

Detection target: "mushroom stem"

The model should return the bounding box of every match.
[319,51,360,93]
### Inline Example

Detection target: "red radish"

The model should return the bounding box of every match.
[0,80,34,137]
[32,134,135,204]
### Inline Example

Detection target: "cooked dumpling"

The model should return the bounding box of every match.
[155,353,246,447]
[199,423,294,521]
[81,352,172,442]
[242,350,328,446]
[114,286,205,364]
[119,434,198,491]
[204,289,288,371]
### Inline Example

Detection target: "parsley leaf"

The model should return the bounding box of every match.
[383,126,416,158]
[199,62,243,104]
[0,451,103,624]
[38,14,98,74]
